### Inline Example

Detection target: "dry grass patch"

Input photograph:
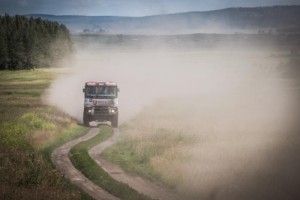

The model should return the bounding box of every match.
[103,83,297,200]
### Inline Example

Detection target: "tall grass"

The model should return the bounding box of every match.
[103,86,296,200]
[0,69,90,200]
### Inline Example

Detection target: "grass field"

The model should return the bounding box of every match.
[0,69,90,200]
[103,69,300,200]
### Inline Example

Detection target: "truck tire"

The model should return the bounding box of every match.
[111,114,118,128]
[83,114,90,127]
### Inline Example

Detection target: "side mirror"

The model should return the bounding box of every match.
[82,88,86,93]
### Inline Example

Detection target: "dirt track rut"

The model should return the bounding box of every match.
[52,127,182,200]
[51,128,119,200]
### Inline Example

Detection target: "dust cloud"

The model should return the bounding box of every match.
[46,35,299,199]
[46,39,292,124]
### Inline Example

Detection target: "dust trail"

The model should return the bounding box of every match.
[46,42,288,124]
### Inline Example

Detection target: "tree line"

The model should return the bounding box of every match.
[0,15,72,70]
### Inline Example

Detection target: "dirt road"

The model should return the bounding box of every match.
[52,127,182,200]
[51,128,119,200]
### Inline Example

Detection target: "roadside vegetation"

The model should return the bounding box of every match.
[0,69,90,200]
[103,79,298,200]
[69,125,153,200]
[102,100,200,189]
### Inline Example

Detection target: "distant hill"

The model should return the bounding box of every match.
[27,5,300,34]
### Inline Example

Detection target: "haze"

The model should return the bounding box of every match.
[46,42,292,123]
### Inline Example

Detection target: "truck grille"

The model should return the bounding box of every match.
[94,107,109,115]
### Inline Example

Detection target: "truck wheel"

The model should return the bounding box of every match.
[83,114,90,127]
[111,115,118,128]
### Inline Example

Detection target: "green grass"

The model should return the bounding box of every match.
[40,125,89,163]
[0,69,92,200]
[102,123,193,189]
[69,125,154,200]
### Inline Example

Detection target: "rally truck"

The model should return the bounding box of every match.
[82,82,119,127]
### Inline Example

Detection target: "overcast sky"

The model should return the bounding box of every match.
[1,0,300,16]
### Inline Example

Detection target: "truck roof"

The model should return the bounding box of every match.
[85,82,117,86]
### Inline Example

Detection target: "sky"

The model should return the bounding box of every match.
[0,0,300,16]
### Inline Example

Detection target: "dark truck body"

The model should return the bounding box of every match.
[83,82,119,127]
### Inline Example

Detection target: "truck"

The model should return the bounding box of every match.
[82,82,119,127]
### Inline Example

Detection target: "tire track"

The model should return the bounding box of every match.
[52,127,182,200]
[89,128,182,200]
[51,128,119,200]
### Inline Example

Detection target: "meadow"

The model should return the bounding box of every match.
[0,69,90,200]
[102,51,300,200]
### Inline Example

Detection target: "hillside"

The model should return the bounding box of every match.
[27,5,300,34]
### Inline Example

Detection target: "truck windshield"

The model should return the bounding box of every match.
[85,86,117,97]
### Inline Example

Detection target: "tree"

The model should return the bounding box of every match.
[0,18,8,69]
[0,15,73,70]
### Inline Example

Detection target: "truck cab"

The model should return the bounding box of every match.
[83,82,119,127]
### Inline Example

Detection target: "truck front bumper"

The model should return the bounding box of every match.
[84,106,118,121]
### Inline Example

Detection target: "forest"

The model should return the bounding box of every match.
[0,15,72,70]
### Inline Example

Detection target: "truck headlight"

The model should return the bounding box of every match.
[109,108,117,114]
[85,108,92,114]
